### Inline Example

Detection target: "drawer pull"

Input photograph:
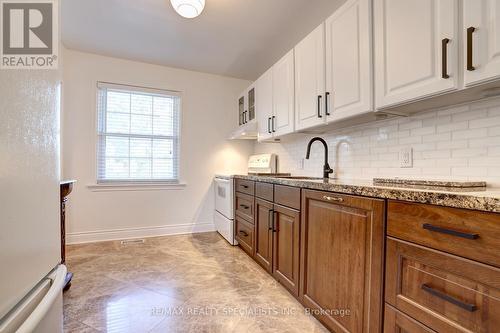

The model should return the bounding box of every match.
[323,195,343,202]
[241,185,249,189]
[239,204,250,209]
[422,223,479,240]
[422,284,478,312]
[239,230,249,237]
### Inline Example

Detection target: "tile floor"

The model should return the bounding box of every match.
[63,232,328,332]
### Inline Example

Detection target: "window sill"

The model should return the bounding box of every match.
[87,182,187,192]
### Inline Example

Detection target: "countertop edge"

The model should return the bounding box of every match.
[233,175,500,213]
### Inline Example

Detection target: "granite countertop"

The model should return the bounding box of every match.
[233,175,500,213]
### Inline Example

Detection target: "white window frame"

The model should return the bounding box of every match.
[93,82,183,188]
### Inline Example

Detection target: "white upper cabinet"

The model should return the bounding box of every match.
[463,0,500,86]
[295,24,326,131]
[374,0,459,109]
[325,0,373,122]
[256,68,274,142]
[273,49,295,137]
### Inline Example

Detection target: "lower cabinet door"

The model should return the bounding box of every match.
[384,304,436,333]
[272,204,300,296]
[254,198,274,273]
[300,190,385,333]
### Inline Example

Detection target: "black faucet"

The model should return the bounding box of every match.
[305,137,334,179]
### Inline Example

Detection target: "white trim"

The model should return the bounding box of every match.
[66,222,216,244]
[97,81,182,97]
[87,182,187,191]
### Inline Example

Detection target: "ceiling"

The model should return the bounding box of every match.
[61,0,346,80]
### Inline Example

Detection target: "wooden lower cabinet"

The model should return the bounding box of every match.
[273,204,300,296]
[385,237,500,333]
[300,189,385,333]
[255,198,274,272]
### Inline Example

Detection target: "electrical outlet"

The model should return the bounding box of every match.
[399,147,413,168]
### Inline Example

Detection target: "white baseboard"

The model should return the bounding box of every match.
[66,222,216,244]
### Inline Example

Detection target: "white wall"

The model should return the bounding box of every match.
[62,48,253,243]
[255,98,500,187]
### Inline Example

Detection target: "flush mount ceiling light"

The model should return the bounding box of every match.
[170,0,205,18]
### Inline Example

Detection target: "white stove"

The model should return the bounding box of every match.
[214,154,278,245]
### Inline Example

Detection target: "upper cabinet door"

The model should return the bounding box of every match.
[238,94,245,126]
[294,24,326,131]
[256,68,274,142]
[463,0,500,86]
[374,0,459,109]
[325,0,373,122]
[273,50,295,137]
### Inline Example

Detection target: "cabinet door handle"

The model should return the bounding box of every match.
[268,209,274,230]
[239,230,249,237]
[323,195,343,202]
[317,95,322,118]
[272,116,276,132]
[268,117,271,134]
[325,92,331,116]
[239,204,249,209]
[442,38,450,79]
[467,27,476,71]
[421,284,477,312]
[273,211,278,232]
[422,223,479,240]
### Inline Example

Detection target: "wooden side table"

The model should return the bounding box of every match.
[60,180,76,291]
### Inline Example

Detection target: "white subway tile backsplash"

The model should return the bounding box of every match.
[422,132,451,143]
[452,148,488,158]
[411,126,436,136]
[469,116,500,129]
[254,97,500,186]
[452,128,488,140]
[489,127,500,136]
[436,121,468,133]
[452,109,488,122]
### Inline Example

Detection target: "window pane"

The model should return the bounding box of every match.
[130,138,151,158]
[153,114,174,136]
[153,139,173,159]
[131,114,152,135]
[131,94,152,115]
[105,158,129,179]
[153,159,173,179]
[130,158,151,179]
[107,91,130,113]
[153,97,173,116]
[105,136,129,157]
[107,112,130,134]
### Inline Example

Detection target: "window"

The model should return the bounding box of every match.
[96,82,181,183]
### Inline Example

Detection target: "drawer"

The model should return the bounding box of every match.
[274,185,300,210]
[235,192,254,223]
[388,200,500,267]
[384,304,436,333]
[255,182,273,202]
[235,217,254,257]
[235,179,255,195]
[386,237,500,333]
